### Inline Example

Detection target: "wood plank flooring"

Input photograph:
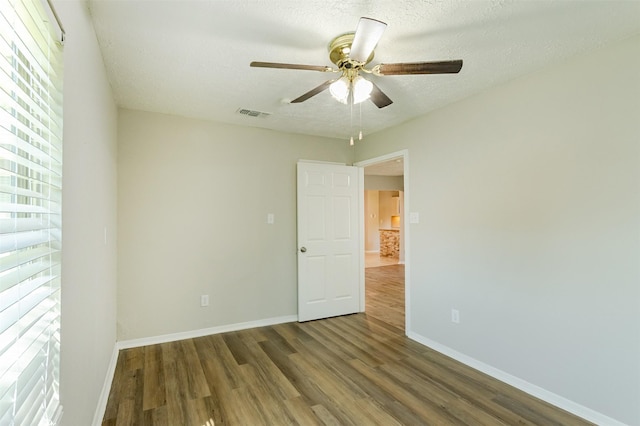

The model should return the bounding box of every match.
[365,253,399,268]
[365,264,405,331]
[103,312,592,425]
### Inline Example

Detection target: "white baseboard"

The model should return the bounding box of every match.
[116,314,298,350]
[407,331,626,426]
[92,344,120,426]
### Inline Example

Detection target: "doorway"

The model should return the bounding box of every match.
[356,151,408,332]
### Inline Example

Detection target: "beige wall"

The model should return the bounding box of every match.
[364,175,404,191]
[117,110,352,340]
[364,191,380,252]
[355,35,640,425]
[55,1,119,425]
[378,191,399,230]
[50,4,638,423]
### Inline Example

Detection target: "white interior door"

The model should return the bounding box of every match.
[297,161,360,322]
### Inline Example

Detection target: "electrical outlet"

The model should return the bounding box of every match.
[201,295,209,307]
[267,213,274,224]
[451,309,460,324]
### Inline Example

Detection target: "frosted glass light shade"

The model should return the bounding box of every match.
[329,75,373,105]
[329,77,349,104]
[352,76,373,104]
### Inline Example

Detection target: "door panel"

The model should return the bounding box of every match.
[297,162,360,322]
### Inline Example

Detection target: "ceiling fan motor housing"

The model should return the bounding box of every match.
[328,32,374,70]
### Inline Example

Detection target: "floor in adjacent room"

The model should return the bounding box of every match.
[365,254,404,331]
[365,252,399,268]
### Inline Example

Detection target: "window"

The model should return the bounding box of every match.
[0,0,64,424]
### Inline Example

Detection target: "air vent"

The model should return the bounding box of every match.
[236,108,271,118]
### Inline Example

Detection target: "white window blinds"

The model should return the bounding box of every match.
[0,0,64,425]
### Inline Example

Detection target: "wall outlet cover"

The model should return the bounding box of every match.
[451,309,460,323]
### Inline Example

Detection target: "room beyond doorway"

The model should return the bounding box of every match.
[358,152,407,332]
[365,252,399,268]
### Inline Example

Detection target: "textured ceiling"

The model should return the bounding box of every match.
[88,0,640,141]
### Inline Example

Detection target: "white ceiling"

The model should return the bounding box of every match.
[88,0,640,141]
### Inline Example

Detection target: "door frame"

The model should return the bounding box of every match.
[354,149,410,333]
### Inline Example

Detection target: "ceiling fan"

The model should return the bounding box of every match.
[250,17,463,109]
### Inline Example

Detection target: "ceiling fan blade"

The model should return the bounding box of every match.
[376,60,463,75]
[250,61,332,72]
[369,82,393,108]
[349,17,387,63]
[290,80,335,103]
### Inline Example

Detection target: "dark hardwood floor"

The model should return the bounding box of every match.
[103,300,592,425]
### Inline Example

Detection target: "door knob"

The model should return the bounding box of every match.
[300,247,307,253]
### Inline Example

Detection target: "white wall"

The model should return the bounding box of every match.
[117,110,352,340]
[55,1,118,425]
[355,35,640,425]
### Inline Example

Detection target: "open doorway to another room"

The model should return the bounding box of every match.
[365,190,403,267]
[363,158,405,331]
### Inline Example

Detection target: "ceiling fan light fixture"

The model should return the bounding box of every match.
[251,16,463,112]
[352,76,373,104]
[329,75,372,105]
[329,76,350,104]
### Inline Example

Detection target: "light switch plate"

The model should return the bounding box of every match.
[267,213,274,224]
[409,212,420,224]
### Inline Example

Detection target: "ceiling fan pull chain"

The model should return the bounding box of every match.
[349,96,354,145]
[359,103,363,141]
